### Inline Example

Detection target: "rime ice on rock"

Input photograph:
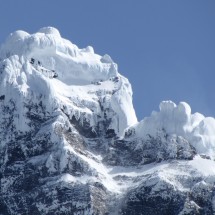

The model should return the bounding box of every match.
[0,27,137,136]
[127,100,215,158]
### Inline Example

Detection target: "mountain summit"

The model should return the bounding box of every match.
[1,27,215,215]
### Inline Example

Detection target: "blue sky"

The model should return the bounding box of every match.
[0,0,215,120]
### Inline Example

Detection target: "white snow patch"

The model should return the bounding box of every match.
[189,155,215,177]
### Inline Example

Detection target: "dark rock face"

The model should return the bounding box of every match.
[1,94,215,215]
[188,182,215,215]
[0,97,214,215]
[103,131,196,166]
[120,173,215,215]
[121,180,185,215]
[0,117,108,214]
[0,96,98,214]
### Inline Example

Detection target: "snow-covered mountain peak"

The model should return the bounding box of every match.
[159,100,191,117]
[0,27,137,136]
[0,27,119,85]
[38,26,61,37]
[126,100,215,158]
[2,27,215,215]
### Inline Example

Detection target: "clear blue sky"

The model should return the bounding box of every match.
[0,0,215,120]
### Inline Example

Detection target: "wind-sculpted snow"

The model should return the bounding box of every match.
[126,100,215,159]
[0,27,137,136]
[1,27,215,215]
[0,27,117,85]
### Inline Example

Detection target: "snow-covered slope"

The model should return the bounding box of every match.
[1,27,215,215]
